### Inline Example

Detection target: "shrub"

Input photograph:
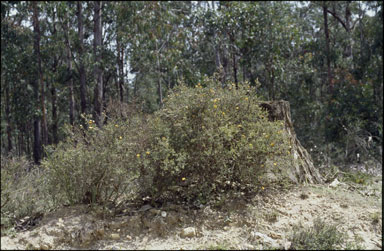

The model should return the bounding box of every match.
[42,112,146,207]
[42,78,294,208]
[289,218,344,250]
[137,77,293,203]
[1,156,47,230]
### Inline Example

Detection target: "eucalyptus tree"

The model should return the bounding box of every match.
[93,1,103,127]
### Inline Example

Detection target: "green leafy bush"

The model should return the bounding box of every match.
[42,78,293,208]
[42,112,146,207]
[289,218,345,250]
[137,78,293,203]
[1,156,47,229]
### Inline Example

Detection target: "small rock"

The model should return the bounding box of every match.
[110,233,120,240]
[243,243,254,249]
[268,231,282,239]
[252,232,279,249]
[149,208,160,215]
[39,243,51,250]
[95,228,105,238]
[138,204,152,212]
[161,211,167,217]
[223,226,229,231]
[126,235,132,240]
[284,241,292,250]
[180,227,196,238]
[329,178,340,188]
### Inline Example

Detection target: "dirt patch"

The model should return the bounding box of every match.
[1,177,382,250]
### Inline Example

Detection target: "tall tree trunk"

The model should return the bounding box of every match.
[77,1,87,114]
[50,10,58,145]
[323,3,333,92]
[156,42,163,107]
[51,84,58,144]
[327,3,353,59]
[210,1,224,85]
[61,9,76,125]
[67,45,75,125]
[116,26,124,103]
[93,1,103,127]
[32,2,42,164]
[229,31,238,88]
[5,82,12,153]
[33,2,48,147]
[344,2,352,58]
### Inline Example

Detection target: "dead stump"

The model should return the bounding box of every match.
[259,100,323,184]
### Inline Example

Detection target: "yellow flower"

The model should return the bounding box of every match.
[242,134,246,138]
[236,106,239,110]
[273,162,277,166]
[270,143,275,147]
[249,143,253,147]
[222,112,225,115]
[262,186,265,190]
[245,97,248,101]
[237,124,242,128]
[146,151,150,155]
[182,177,186,181]
[115,124,119,128]
[119,136,122,140]
[213,105,217,109]
[136,154,141,158]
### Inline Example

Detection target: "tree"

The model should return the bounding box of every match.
[323,2,333,92]
[77,1,87,114]
[31,1,43,163]
[93,1,103,127]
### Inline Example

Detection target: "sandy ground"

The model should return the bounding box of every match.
[1,176,382,250]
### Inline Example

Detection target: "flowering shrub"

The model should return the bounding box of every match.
[42,112,147,206]
[137,77,293,203]
[43,77,293,207]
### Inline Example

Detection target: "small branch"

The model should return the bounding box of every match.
[326,9,349,31]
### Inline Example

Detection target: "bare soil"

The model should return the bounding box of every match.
[1,176,382,250]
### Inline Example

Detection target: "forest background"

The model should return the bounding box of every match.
[1,1,382,167]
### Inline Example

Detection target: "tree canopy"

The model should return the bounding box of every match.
[1,1,382,166]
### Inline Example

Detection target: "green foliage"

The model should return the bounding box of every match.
[1,156,48,228]
[289,218,345,250]
[205,242,232,250]
[41,78,293,208]
[137,77,293,203]
[369,211,381,225]
[340,170,373,186]
[264,210,279,223]
[42,111,145,207]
